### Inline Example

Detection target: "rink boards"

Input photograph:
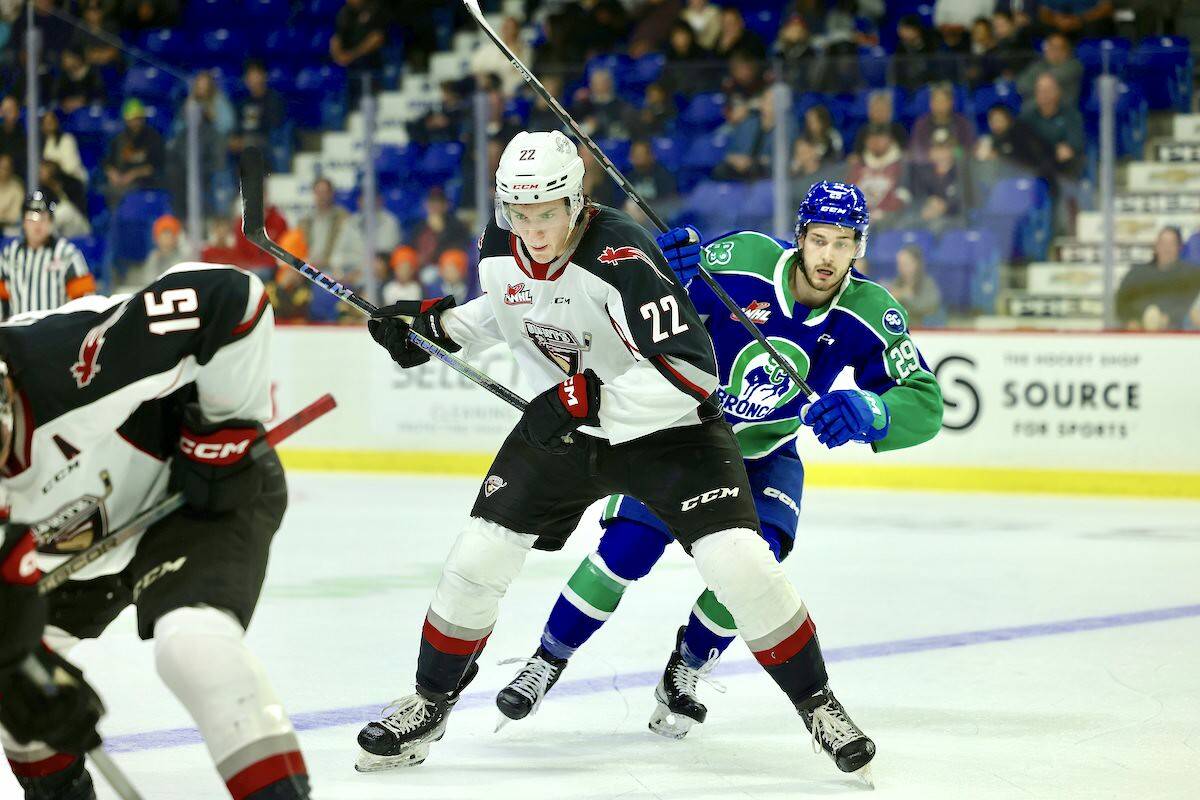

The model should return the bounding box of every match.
[269,327,1200,498]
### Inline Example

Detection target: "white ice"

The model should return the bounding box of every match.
[4,472,1199,800]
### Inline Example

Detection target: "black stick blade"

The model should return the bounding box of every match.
[240,146,267,238]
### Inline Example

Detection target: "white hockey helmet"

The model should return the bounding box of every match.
[494,130,586,231]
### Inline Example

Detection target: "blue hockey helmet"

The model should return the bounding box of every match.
[795,181,869,258]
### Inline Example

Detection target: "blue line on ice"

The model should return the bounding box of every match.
[104,602,1200,753]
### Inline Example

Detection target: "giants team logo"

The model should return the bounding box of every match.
[598,245,672,283]
[733,300,772,324]
[504,282,533,305]
[70,312,122,388]
[523,320,592,375]
[717,338,809,421]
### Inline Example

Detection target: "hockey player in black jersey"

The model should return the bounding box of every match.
[0,265,310,799]
[359,130,876,781]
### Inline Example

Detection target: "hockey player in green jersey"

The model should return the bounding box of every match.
[496,181,943,769]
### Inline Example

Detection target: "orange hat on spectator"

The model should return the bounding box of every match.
[153,214,182,239]
[390,245,418,272]
[277,228,308,261]
[439,248,468,272]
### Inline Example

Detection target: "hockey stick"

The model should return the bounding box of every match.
[36,393,337,595]
[238,147,528,412]
[462,0,818,403]
[19,655,145,800]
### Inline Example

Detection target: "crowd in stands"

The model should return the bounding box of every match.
[0,0,1196,328]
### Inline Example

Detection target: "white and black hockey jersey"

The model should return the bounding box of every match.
[445,204,721,444]
[0,264,273,581]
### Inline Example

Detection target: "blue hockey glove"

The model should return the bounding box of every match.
[655,226,702,284]
[802,390,889,448]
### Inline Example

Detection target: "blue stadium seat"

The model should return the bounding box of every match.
[375,144,417,182]
[112,190,172,266]
[182,0,239,29]
[244,0,289,24]
[1083,79,1147,158]
[140,103,173,136]
[383,184,428,227]
[858,47,891,89]
[1128,36,1193,111]
[868,229,937,283]
[62,106,123,171]
[982,178,1051,261]
[679,93,727,132]
[927,228,1001,312]
[743,7,782,44]
[122,66,180,105]
[70,235,109,287]
[738,179,774,230]
[594,137,631,174]
[291,66,347,129]
[198,28,249,70]
[651,136,682,172]
[1184,232,1200,264]
[971,80,1020,130]
[142,28,193,62]
[307,0,344,21]
[682,180,745,231]
[622,53,665,100]
[679,131,729,191]
[264,28,329,69]
[414,142,465,185]
[1076,37,1132,83]
[905,83,971,122]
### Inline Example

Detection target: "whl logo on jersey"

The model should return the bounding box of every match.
[733,300,772,324]
[504,283,533,305]
[718,338,809,421]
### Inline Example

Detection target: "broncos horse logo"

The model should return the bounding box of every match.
[743,363,791,403]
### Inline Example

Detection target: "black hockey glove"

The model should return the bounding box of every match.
[517,370,603,454]
[170,404,266,516]
[368,296,461,369]
[0,531,46,677]
[0,648,104,756]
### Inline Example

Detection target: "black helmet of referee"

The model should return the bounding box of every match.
[23,190,56,219]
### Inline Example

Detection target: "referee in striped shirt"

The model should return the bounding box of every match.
[0,191,95,319]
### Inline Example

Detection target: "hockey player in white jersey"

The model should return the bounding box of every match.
[358,130,876,780]
[0,265,310,799]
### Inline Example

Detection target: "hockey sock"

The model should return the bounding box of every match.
[420,518,536,695]
[9,752,95,800]
[691,528,827,707]
[540,519,670,661]
[153,606,307,800]
[681,526,788,669]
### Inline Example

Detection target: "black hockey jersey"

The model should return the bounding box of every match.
[445,205,720,444]
[0,264,273,581]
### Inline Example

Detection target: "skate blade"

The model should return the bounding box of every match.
[494,712,513,733]
[354,744,430,772]
[647,702,696,741]
[854,764,875,790]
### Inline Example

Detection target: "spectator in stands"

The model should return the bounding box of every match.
[37,161,90,238]
[629,83,676,139]
[229,59,285,159]
[886,244,944,327]
[103,98,166,206]
[73,0,123,69]
[894,14,939,91]
[723,51,768,103]
[350,191,403,258]
[714,92,782,182]
[1038,0,1115,39]
[1116,227,1200,330]
[471,16,531,97]
[991,9,1036,77]
[773,14,819,91]
[911,83,976,162]
[582,150,620,207]
[1016,32,1084,110]
[166,71,234,217]
[847,124,910,227]
[1021,73,1085,230]
[908,130,967,232]
[266,228,313,323]
[660,20,716,96]
[409,186,469,270]
[964,16,1003,88]
[0,154,24,230]
[409,79,469,146]
[53,47,107,113]
[790,138,844,198]
[714,7,766,61]
[527,75,567,133]
[299,177,363,279]
[121,0,181,29]
[330,0,387,97]
[802,104,843,164]
[629,0,684,56]
[625,139,677,222]
[0,95,27,182]
[181,70,235,139]
[572,68,635,141]
[200,216,239,265]
[424,248,470,304]
[682,0,721,50]
[10,0,73,64]
[41,110,87,189]
[973,103,1057,192]
[850,90,908,165]
[383,245,422,305]
[126,213,187,288]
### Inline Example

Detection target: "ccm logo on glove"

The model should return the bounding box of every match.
[179,427,258,465]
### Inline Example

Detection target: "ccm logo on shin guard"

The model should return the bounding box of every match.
[132,556,187,600]
[680,487,740,511]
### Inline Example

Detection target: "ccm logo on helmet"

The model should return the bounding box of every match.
[680,486,740,511]
[512,183,540,190]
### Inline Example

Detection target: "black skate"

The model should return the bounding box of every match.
[355,663,478,772]
[495,646,568,727]
[797,686,876,786]
[647,626,725,740]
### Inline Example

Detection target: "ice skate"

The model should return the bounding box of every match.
[797,685,876,787]
[355,664,477,772]
[648,626,725,740]
[495,646,568,728]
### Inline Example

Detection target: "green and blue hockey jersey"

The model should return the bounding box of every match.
[691,230,943,460]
